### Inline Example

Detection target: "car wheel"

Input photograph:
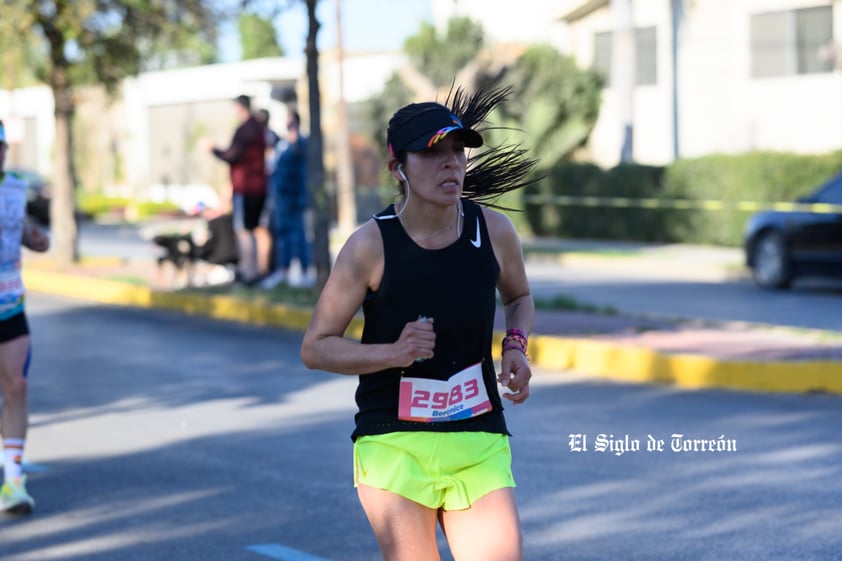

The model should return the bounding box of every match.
[751,231,792,289]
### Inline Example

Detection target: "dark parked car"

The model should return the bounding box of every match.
[744,172,842,289]
[6,167,51,226]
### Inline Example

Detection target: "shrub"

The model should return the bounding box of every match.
[525,150,842,246]
[77,193,183,221]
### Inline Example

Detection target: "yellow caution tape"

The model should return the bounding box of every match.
[523,194,842,214]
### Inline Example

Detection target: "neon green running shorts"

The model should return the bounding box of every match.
[353,431,515,511]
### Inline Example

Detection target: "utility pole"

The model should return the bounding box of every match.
[611,0,635,163]
[334,0,357,235]
[670,0,682,161]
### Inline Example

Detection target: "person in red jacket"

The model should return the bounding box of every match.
[205,94,267,284]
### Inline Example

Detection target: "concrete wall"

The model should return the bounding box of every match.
[561,0,842,167]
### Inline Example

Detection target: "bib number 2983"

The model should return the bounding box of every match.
[398,363,491,423]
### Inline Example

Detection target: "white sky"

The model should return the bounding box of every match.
[217,0,433,61]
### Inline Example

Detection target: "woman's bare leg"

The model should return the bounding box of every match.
[0,335,30,441]
[357,483,442,561]
[439,488,522,561]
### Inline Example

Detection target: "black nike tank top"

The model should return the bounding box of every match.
[351,198,509,440]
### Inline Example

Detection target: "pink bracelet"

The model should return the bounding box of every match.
[501,328,529,359]
[506,328,528,341]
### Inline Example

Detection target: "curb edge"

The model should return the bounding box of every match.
[24,269,842,396]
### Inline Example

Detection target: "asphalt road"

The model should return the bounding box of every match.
[2,293,841,560]
[75,221,842,332]
[526,259,842,332]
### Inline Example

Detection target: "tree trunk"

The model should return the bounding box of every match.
[50,64,79,265]
[305,0,331,287]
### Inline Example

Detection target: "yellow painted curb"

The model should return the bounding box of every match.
[23,269,323,333]
[23,269,841,396]
[525,334,842,395]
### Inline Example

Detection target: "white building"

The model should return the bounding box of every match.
[556,0,842,167]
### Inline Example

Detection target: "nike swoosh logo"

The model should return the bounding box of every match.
[470,218,481,248]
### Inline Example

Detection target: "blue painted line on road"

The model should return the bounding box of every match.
[246,544,334,561]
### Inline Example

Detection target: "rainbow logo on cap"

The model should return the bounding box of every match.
[426,113,465,148]
[427,125,462,148]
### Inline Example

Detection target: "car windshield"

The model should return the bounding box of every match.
[811,173,842,205]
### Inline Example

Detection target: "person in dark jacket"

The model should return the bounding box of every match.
[261,110,312,289]
[206,94,266,284]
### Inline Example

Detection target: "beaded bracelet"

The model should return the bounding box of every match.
[501,328,528,358]
[503,329,527,347]
[502,340,528,357]
[506,328,528,342]
[502,336,527,351]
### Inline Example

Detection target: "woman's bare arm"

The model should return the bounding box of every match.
[300,221,435,375]
[484,207,534,404]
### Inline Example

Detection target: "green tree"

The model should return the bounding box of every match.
[362,16,487,170]
[404,17,485,89]
[498,44,603,167]
[364,23,603,233]
[238,12,284,60]
[364,74,414,156]
[361,74,414,195]
[367,21,602,173]
[140,27,218,71]
[0,34,44,90]
[1,1,218,265]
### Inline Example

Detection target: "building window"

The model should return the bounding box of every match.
[635,27,657,85]
[594,31,613,83]
[751,5,834,78]
[593,26,658,86]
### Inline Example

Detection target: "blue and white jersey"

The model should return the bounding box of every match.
[0,172,28,319]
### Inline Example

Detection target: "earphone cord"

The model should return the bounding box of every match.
[374,175,465,231]
[374,174,411,220]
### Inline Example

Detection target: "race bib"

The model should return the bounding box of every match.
[0,263,23,296]
[398,362,491,423]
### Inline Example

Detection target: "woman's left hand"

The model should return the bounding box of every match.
[498,349,531,405]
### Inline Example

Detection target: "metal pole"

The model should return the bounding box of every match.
[670,0,682,161]
[334,0,357,234]
[611,0,635,163]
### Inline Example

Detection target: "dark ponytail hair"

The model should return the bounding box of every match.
[386,85,541,207]
[446,85,542,209]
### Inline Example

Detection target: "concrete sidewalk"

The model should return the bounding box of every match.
[22,251,842,396]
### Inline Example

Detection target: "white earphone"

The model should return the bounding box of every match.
[397,164,407,181]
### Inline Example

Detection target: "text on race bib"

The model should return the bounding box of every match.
[398,362,491,423]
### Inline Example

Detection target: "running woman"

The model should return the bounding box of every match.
[0,120,50,515]
[301,87,537,561]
